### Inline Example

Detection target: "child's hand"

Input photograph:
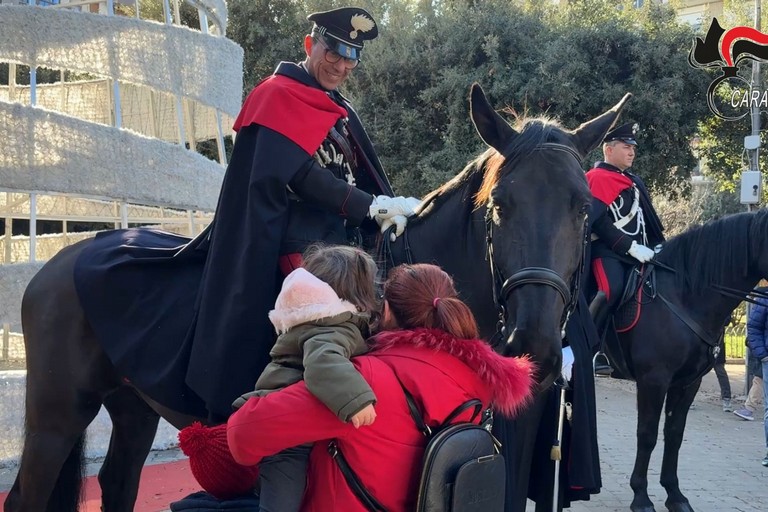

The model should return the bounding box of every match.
[350,404,377,428]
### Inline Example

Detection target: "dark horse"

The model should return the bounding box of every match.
[604,210,768,512]
[4,83,627,512]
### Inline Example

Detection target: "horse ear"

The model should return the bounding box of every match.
[571,93,632,156]
[469,83,518,153]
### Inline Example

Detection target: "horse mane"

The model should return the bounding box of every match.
[655,210,768,294]
[416,116,565,219]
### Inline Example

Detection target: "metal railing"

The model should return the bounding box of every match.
[724,324,747,360]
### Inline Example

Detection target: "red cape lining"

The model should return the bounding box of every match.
[233,75,347,155]
[586,168,633,205]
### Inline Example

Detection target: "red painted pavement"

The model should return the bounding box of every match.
[1,459,201,512]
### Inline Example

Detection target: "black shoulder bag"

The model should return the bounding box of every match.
[328,380,502,512]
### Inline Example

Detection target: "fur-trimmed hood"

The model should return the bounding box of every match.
[371,328,534,417]
[269,268,358,334]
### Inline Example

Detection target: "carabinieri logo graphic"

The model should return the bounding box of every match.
[689,18,768,120]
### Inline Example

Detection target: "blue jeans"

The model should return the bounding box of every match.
[763,360,768,448]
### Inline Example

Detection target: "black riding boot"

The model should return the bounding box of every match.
[589,292,614,377]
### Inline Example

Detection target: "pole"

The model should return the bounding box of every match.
[751,0,761,170]
[551,384,567,512]
[746,0,762,394]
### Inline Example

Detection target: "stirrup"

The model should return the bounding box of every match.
[592,352,613,377]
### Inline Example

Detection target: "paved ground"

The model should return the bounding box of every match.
[529,363,768,512]
[2,364,765,511]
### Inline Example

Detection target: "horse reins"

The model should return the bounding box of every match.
[485,210,588,348]
[487,142,588,348]
[636,260,768,350]
[711,284,768,305]
[378,223,414,280]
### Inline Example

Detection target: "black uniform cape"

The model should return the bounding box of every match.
[74,62,392,419]
[526,294,602,509]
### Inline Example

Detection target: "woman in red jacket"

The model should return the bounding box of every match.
[226,263,534,511]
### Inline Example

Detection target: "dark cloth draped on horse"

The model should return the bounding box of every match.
[527,295,602,508]
[74,62,392,419]
[74,230,209,416]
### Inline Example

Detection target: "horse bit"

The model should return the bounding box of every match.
[486,142,588,348]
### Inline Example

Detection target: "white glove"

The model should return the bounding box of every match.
[380,214,408,241]
[369,195,419,225]
[561,346,574,382]
[404,196,422,212]
[369,196,422,240]
[627,241,655,263]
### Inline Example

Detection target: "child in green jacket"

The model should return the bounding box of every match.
[234,244,379,511]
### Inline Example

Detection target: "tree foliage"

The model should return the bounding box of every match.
[654,180,743,237]
[223,1,709,196]
[344,0,707,196]
[228,0,307,94]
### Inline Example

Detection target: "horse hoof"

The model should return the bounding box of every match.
[630,505,656,512]
[666,500,694,512]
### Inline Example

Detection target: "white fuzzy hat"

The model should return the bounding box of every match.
[269,268,358,334]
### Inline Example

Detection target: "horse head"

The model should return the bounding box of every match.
[469,83,630,388]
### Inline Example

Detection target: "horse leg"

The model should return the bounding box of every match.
[98,386,161,512]
[630,377,669,512]
[3,368,102,512]
[5,241,112,512]
[3,427,97,512]
[659,381,700,512]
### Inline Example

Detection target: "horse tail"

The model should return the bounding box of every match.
[48,433,86,512]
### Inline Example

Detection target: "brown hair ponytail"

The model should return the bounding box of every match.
[382,264,479,339]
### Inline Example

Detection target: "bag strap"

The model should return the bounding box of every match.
[443,398,483,426]
[396,375,483,435]
[398,380,430,435]
[328,441,388,512]
[327,375,485,512]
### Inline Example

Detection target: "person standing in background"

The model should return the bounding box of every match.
[745,296,768,466]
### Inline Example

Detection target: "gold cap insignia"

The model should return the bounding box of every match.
[349,14,374,40]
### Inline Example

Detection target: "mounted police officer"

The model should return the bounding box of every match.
[586,123,664,375]
[186,6,420,420]
[73,7,419,424]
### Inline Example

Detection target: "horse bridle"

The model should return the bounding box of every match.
[486,142,589,348]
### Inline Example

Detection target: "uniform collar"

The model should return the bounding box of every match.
[274,61,318,88]
[595,161,629,174]
[274,61,346,104]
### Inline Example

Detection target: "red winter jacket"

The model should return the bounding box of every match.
[227,328,534,512]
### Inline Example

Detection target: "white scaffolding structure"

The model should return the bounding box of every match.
[0,0,243,465]
[0,0,243,362]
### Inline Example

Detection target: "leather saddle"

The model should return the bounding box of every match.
[614,263,656,332]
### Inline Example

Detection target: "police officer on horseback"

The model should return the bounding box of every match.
[586,123,665,375]
[186,7,420,420]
